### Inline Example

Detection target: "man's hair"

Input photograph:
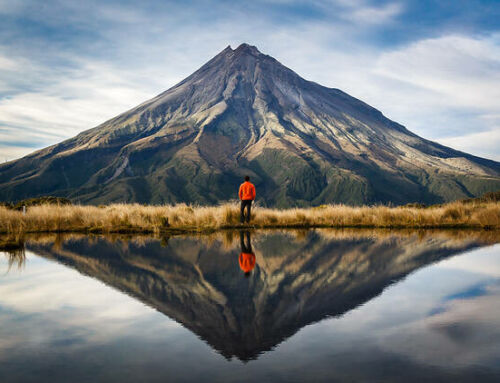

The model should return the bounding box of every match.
[244,175,250,181]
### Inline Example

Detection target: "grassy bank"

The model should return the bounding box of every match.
[0,200,499,236]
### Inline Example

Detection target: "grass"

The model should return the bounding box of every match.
[0,199,499,236]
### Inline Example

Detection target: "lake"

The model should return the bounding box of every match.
[1,229,499,382]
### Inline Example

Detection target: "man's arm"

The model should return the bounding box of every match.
[251,185,256,200]
[239,185,243,200]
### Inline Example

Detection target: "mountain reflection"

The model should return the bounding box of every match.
[25,229,499,361]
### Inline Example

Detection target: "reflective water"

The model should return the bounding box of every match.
[0,230,499,382]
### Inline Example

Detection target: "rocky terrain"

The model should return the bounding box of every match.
[1,44,499,206]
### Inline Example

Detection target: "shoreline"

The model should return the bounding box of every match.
[1,200,499,237]
[2,225,500,251]
[1,222,500,237]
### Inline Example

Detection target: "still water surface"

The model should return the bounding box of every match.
[0,230,499,382]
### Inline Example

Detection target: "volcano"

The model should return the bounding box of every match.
[1,43,499,206]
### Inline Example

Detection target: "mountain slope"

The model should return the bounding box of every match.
[1,43,499,206]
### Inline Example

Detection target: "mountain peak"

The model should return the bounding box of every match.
[1,44,499,206]
[216,43,262,62]
[233,43,261,56]
[235,43,260,53]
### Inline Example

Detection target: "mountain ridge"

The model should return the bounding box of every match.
[1,43,499,206]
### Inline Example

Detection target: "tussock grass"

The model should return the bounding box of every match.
[0,201,499,236]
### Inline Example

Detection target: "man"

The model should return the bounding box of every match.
[239,231,256,278]
[238,175,256,223]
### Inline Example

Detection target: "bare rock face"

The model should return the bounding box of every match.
[1,43,499,206]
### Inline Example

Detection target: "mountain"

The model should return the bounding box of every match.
[26,230,497,361]
[1,43,499,206]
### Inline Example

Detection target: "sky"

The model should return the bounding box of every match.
[0,0,499,161]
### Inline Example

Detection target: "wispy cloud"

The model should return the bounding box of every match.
[440,128,500,161]
[375,34,500,110]
[344,2,403,25]
[371,34,500,158]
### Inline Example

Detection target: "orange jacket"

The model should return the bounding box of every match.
[239,252,256,273]
[239,181,256,201]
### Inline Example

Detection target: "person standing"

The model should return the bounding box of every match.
[238,175,256,223]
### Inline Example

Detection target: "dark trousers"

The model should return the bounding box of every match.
[240,200,252,223]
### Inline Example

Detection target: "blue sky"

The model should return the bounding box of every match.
[0,0,499,161]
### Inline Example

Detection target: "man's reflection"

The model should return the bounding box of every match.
[239,231,256,278]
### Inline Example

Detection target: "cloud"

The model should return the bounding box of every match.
[289,33,500,160]
[0,55,157,161]
[370,34,500,158]
[0,55,16,70]
[375,34,500,110]
[345,2,403,25]
[439,128,500,161]
[0,1,499,162]
[0,145,34,162]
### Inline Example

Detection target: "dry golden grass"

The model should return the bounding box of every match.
[0,201,499,236]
